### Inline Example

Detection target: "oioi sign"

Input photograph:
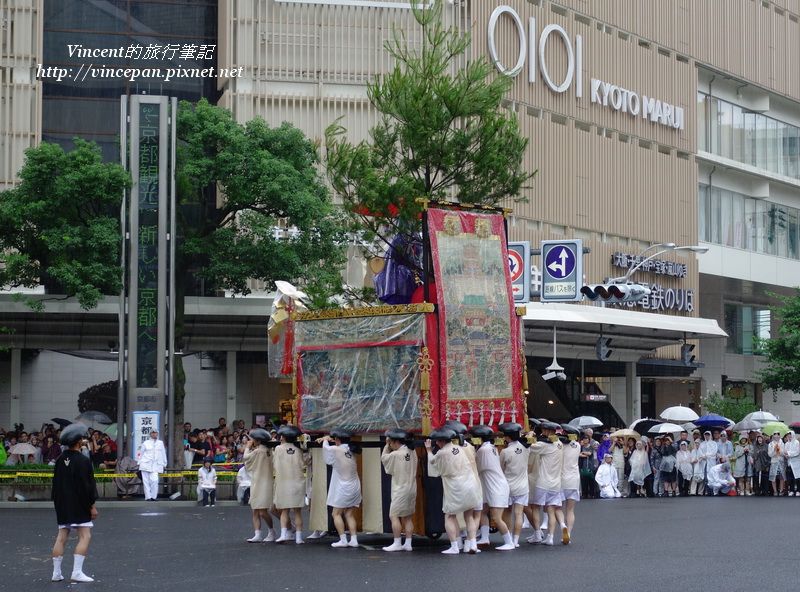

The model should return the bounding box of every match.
[487,5,685,130]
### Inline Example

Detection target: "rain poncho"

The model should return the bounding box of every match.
[733,442,752,478]
[694,433,718,481]
[676,442,694,481]
[595,458,621,498]
[707,462,735,493]
[628,441,650,486]
[785,432,800,475]
[716,435,733,463]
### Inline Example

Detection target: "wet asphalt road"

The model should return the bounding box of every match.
[1,496,796,590]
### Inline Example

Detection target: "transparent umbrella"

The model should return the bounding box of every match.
[74,411,113,425]
[659,405,699,423]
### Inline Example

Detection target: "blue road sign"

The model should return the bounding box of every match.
[541,240,583,302]
[545,245,576,279]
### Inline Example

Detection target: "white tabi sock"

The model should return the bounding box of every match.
[52,556,63,578]
[479,525,490,541]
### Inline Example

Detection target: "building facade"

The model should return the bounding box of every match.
[3,0,800,431]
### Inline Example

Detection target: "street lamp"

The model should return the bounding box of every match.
[607,242,709,284]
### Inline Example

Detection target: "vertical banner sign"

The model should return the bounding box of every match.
[132,411,161,462]
[126,95,172,453]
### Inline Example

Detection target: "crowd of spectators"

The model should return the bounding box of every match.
[1,422,117,467]
[0,416,292,470]
[578,426,800,498]
[182,417,291,467]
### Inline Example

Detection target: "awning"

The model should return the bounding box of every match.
[521,301,727,363]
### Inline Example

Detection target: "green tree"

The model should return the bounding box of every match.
[755,289,800,400]
[0,139,131,310]
[177,99,347,307]
[700,390,759,424]
[1,102,349,464]
[325,0,534,277]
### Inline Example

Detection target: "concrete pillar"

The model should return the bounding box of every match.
[226,351,237,422]
[10,348,21,427]
[625,361,641,425]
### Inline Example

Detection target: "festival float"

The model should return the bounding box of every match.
[272,201,529,536]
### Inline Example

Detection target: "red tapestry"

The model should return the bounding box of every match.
[426,208,522,429]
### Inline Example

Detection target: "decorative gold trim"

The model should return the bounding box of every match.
[417,347,435,434]
[294,303,434,321]
[515,306,527,316]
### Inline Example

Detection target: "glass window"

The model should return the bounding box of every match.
[744,111,757,167]
[710,187,721,244]
[720,189,733,246]
[767,118,778,173]
[731,192,745,249]
[731,104,745,162]
[744,198,757,251]
[788,208,799,260]
[725,303,771,355]
[718,100,733,159]
[756,114,767,170]
[698,185,709,242]
[697,93,708,152]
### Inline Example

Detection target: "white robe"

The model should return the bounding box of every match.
[137,437,167,473]
[475,442,509,507]
[559,440,581,492]
[428,442,482,514]
[500,440,530,497]
[244,445,274,510]
[381,444,418,517]
[273,443,307,509]
[323,441,362,508]
[595,462,621,498]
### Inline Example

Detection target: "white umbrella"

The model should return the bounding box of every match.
[648,422,684,434]
[682,422,698,432]
[8,443,38,455]
[659,405,699,423]
[568,416,603,429]
[743,410,777,423]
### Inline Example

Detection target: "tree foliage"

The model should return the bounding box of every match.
[755,289,800,398]
[77,380,118,419]
[700,390,759,423]
[0,139,131,310]
[325,0,534,266]
[177,99,348,304]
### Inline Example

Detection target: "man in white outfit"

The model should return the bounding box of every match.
[137,429,167,501]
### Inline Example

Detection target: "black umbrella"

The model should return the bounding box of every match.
[51,418,72,427]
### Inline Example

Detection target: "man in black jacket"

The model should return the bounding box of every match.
[51,423,99,583]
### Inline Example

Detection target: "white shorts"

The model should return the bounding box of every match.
[532,487,562,507]
[508,493,529,506]
[561,489,580,502]
[58,521,93,530]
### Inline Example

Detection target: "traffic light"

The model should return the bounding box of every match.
[596,337,613,361]
[681,343,696,365]
[580,283,651,303]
